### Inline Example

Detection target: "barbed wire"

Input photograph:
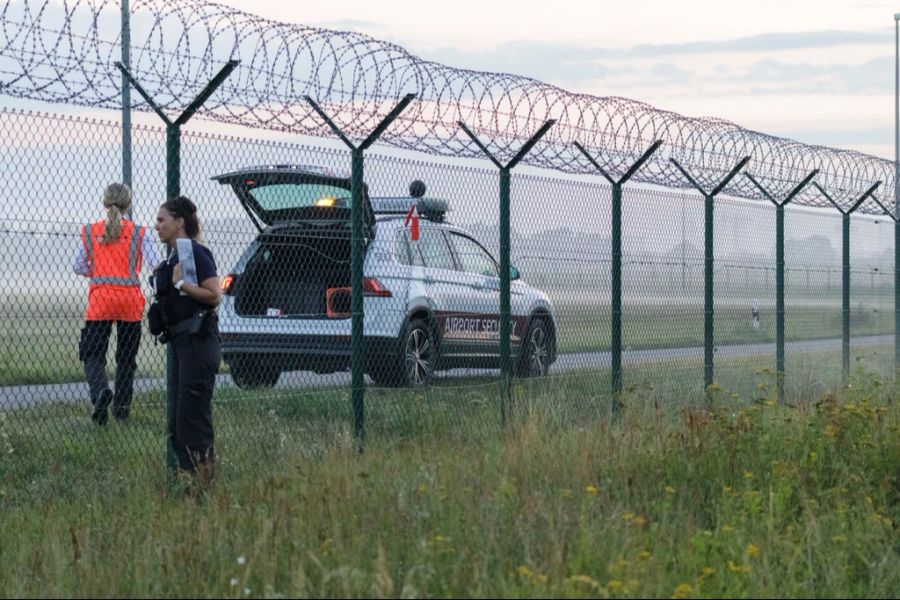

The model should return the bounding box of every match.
[0,0,895,211]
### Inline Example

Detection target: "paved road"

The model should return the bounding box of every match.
[1,334,893,409]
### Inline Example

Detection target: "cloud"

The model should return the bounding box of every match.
[721,56,893,94]
[648,63,694,83]
[418,29,891,92]
[420,29,889,72]
[312,18,388,32]
[772,126,892,147]
[420,41,622,82]
[628,30,891,57]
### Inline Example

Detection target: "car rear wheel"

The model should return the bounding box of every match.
[518,318,551,378]
[229,356,281,389]
[370,318,435,388]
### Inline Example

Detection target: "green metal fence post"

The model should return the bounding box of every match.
[116,59,239,478]
[703,192,714,388]
[572,141,662,414]
[745,170,818,404]
[120,0,132,193]
[670,157,750,395]
[814,181,881,385]
[350,148,365,443]
[166,124,180,197]
[499,165,512,419]
[458,120,556,425]
[842,212,851,383]
[305,93,416,449]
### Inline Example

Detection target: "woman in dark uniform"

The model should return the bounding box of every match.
[153,196,221,476]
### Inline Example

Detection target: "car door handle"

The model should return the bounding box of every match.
[424,276,435,285]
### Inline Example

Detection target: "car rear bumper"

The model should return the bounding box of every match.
[221,332,398,358]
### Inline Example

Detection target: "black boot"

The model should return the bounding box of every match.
[92,389,112,426]
[112,399,130,422]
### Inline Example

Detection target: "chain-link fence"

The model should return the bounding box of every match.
[0,107,895,494]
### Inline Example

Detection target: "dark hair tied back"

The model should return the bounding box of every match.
[162,195,201,239]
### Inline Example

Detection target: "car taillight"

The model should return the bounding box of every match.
[363,277,392,297]
[221,274,238,294]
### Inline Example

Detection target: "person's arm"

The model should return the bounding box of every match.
[172,262,221,307]
[73,241,90,277]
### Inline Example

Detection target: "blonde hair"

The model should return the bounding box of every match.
[102,183,132,243]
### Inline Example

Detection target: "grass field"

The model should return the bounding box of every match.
[0,291,894,386]
[1,349,898,597]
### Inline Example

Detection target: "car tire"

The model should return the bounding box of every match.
[229,357,281,389]
[370,318,435,388]
[517,317,551,378]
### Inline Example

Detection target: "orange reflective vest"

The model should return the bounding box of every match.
[82,219,146,322]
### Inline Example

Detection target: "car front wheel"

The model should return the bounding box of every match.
[518,318,551,378]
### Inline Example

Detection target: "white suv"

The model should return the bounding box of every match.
[212,165,558,388]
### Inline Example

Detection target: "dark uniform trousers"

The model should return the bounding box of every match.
[79,320,142,418]
[169,330,221,471]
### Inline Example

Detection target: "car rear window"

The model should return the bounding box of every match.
[248,182,352,211]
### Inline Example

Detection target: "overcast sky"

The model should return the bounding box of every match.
[214,0,900,159]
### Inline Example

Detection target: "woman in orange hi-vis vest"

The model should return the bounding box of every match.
[74,183,160,425]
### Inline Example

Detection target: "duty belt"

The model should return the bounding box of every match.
[167,316,197,338]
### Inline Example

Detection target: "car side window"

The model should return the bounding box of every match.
[393,228,412,265]
[417,227,455,271]
[448,233,498,277]
[394,228,424,267]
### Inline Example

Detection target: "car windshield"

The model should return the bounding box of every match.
[248,182,352,211]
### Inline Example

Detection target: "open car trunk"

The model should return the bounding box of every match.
[234,230,351,318]
[212,164,374,239]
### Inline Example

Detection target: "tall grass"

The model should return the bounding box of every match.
[1,358,898,597]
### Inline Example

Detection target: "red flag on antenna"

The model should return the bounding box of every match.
[404,204,420,241]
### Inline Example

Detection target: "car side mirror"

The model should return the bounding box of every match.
[510,265,520,280]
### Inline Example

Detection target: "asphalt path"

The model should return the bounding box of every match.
[1,334,893,409]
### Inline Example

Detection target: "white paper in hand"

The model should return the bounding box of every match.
[176,238,199,285]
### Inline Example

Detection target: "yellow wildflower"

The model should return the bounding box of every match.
[727,561,750,574]
[671,583,694,599]
[745,544,760,557]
